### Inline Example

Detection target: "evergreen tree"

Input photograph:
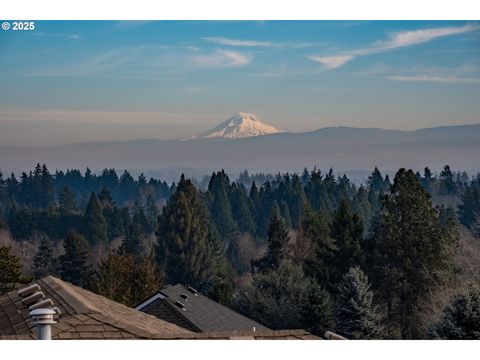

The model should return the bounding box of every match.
[254,203,290,272]
[257,181,275,236]
[59,231,90,287]
[207,171,238,241]
[208,255,235,306]
[249,181,260,209]
[132,199,149,233]
[335,267,381,339]
[122,222,143,257]
[32,235,58,279]
[301,280,334,336]
[145,195,159,233]
[440,165,455,194]
[137,173,148,190]
[90,248,163,307]
[230,183,256,234]
[6,172,19,201]
[90,249,135,305]
[0,170,9,220]
[58,186,77,214]
[458,184,480,233]
[304,169,325,211]
[83,192,108,246]
[421,167,434,193]
[98,186,114,208]
[302,206,336,287]
[0,246,31,294]
[205,213,235,305]
[103,206,126,240]
[238,261,333,333]
[367,167,386,214]
[301,167,310,184]
[429,288,480,339]
[383,174,391,192]
[368,167,384,193]
[40,164,55,208]
[118,170,138,204]
[367,168,458,339]
[155,175,216,287]
[352,185,373,233]
[133,250,164,304]
[367,187,382,214]
[330,199,364,286]
[279,200,292,228]
[288,174,308,228]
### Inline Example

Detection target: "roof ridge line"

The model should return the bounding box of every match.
[42,276,101,314]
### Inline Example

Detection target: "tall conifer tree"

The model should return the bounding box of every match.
[207,171,238,240]
[83,192,108,246]
[330,199,364,286]
[59,231,91,287]
[302,206,336,287]
[367,168,458,339]
[335,267,381,339]
[58,186,77,214]
[155,175,216,287]
[33,235,57,279]
[254,203,290,272]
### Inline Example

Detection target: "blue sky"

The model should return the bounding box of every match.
[0,21,479,146]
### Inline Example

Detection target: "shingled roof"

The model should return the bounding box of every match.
[135,284,270,333]
[0,277,319,340]
[0,276,191,339]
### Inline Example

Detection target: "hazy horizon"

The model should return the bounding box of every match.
[0,114,479,148]
[1,21,480,146]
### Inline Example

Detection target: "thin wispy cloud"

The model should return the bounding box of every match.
[203,37,322,49]
[13,45,252,80]
[307,55,354,70]
[387,75,480,83]
[191,50,251,68]
[33,32,81,40]
[375,25,478,51]
[308,24,479,70]
[203,37,272,47]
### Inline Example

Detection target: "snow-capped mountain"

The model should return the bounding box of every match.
[193,112,284,139]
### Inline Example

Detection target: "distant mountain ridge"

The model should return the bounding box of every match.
[1,123,479,178]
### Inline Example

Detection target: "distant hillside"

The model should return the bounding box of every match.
[1,124,479,176]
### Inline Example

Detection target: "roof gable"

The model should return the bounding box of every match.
[137,284,270,333]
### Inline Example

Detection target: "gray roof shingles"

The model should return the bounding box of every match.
[139,284,270,333]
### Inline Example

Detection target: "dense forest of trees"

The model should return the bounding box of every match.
[0,163,479,339]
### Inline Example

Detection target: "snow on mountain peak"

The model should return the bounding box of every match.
[196,112,284,139]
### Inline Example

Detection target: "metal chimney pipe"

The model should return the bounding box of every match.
[30,308,57,340]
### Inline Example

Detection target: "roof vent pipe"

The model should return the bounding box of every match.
[30,308,57,340]
[174,300,186,310]
[22,291,45,306]
[29,298,54,311]
[18,284,41,298]
[187,286,198,295]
